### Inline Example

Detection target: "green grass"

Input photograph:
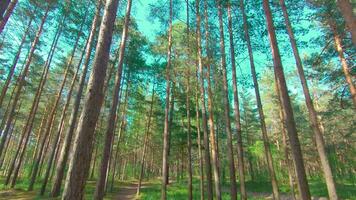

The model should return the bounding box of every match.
[139,178,356,200]
[0,176,355,199]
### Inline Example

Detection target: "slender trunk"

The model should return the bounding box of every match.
[110,82,129,191]
[50,1,102,197]
[0,0,18,34]
[203,1,221,199]
[196,0,213,199]
[0,6,49,161]
[239,0,280,198]
[137,86,155,196]
[329,20,356,108]
[7,19,62,188]
[262,0,311,199]
[62,0,119,198]
[195,74,205,200]
[222,4,240,200]
[40,27,88,195]
[186,73,193,200]
[185,3,192,198]
[161,0,173,199]
[28,14,79,191]
[0,17,32,108]
[94,2,131,199]
[336,0,356,46]
[279,1,338,199]
[280,112,297,200]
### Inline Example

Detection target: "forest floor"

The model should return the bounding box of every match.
[0,177,355,199]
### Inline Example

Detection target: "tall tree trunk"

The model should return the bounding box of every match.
[223,3,242,200]
[110,82,129,191]
[7,19,62,187]
[0,6,49,161]
[279,0,338,199]
[196,0,213,199]
[262,0,311,199]
[28,13,80,191]
[239,0,280,199]
[336,0,356,46]
[94,1,131,199]
[50,1,102,197]
[329,19,356,108]
[62,0,119,198]
[161,0,173,199]
[40,27,88,195]
[203,1,221,199]
[185,2,193,199]
[137,86,155,196]
[280,111,297,200]
[195,69,205,200]
[165,80,175,185]
[0,0,17,34]
[0,17,32,108]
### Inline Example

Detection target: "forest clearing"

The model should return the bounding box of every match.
[0,0,355,199]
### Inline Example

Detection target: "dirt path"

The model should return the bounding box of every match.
[114,183,138,200]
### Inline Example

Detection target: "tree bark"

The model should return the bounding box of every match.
[329,19,356,108]
[239,0,280,199]
[28,13,80,191]
[262,0,311,199]
[196,0,213,199]
[40,23,88,195]
[5,23,61,187]
[280,0,338,199]
[61,0,119,198]
[203,1,221,199]
[161,0,173,199]
[50,1,102,197]
[185,2,193,199]
[223,3,242,200]
[94,1,132,199]
[195,68,204,200]
[137,85,155,196]
[337,0,356,46]
[0,0,17,34]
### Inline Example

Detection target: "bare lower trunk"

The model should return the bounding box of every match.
[262,0,311,199]
[62,0,119,198]
[195,73,204,200]
[137,86,155,196]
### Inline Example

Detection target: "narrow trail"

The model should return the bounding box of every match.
[115,183,139,200]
